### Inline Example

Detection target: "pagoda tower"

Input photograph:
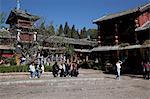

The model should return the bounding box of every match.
[6,0,40,65]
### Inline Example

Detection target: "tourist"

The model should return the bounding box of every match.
[52,62,59,77]
[144,61,150,80]
[59,63,64,77]
[70,62,79,77]
[35,64,41,78]
[40,55,45,73]
[116,60,122,80]
[29,62,36,78]
[64,61,70,77]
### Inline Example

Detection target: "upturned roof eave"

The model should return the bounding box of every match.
[93,3,150,23]
[93,8,138,23]
[6,9,40,24]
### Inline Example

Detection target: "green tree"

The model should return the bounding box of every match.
[57,24,64,36]
[47,22,55,36]
[76,29,80,39]
[65,44,75,58]
[86,29,98,39]
[0,12,6,28]
[70,25,79,39]
[36,19,46,35]
[64,22,70,37]
[80,27,87,39]
[70,25,76,38]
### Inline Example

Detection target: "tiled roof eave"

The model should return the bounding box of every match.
[91,44,150,52]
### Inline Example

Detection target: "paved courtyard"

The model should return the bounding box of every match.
[0,69,149,99]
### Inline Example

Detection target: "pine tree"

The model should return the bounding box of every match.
[76,29,80,39]
[47,22,55,36]
[0,12,5,28]
[71,25,76,38]
[57,24,64,36]
[80,27,86,39]
[82,27,87,38]
[64,22,69,37]
[36,19,46,35]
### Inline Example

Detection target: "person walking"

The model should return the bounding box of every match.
[116,60,122,80]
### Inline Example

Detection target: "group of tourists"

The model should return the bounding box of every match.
[52,61,79,77]
[28,61,80,78]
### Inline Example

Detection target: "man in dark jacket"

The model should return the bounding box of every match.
[52,62,59,77]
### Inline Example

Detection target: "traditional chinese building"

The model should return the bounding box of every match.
[0,29,15,59]
[5,0,40,65]
[92,3,150,73]
[37,35,98,64]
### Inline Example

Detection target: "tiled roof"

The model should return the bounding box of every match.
[0,29,16,39]
[6,9,40,24]
[37,35,98,47]
[93,3,150,23]
[91,44,150,52]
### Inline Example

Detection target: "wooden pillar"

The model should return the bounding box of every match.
[135,19,139,44]
[115,23,119,58]
[98,25,102,46]
[86,55,89,62]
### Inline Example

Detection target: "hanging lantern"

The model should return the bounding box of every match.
[115,40,118,43]
[136,24,139,27]
[135,19,139,27]
[98,41,101,43]
[115,35,118,39]
[135,19,138,23]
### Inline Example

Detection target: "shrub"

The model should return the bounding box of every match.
[45,65,52,72]
[0,65,53,73]
[79,60,103,70]
[0,65,29,73]
[3,56,16,65]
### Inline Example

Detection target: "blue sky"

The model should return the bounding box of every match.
[0,0,149,29]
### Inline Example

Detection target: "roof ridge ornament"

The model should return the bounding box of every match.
[16,0,21,10]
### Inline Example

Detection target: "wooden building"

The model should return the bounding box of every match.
[6,2,40,65]
[92,3,150,73]
[0,29,15,59]
[37,35,98,64]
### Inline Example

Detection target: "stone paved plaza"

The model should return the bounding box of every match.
[0,69,149,99]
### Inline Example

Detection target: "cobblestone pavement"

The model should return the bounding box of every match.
[0,69,149,99]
